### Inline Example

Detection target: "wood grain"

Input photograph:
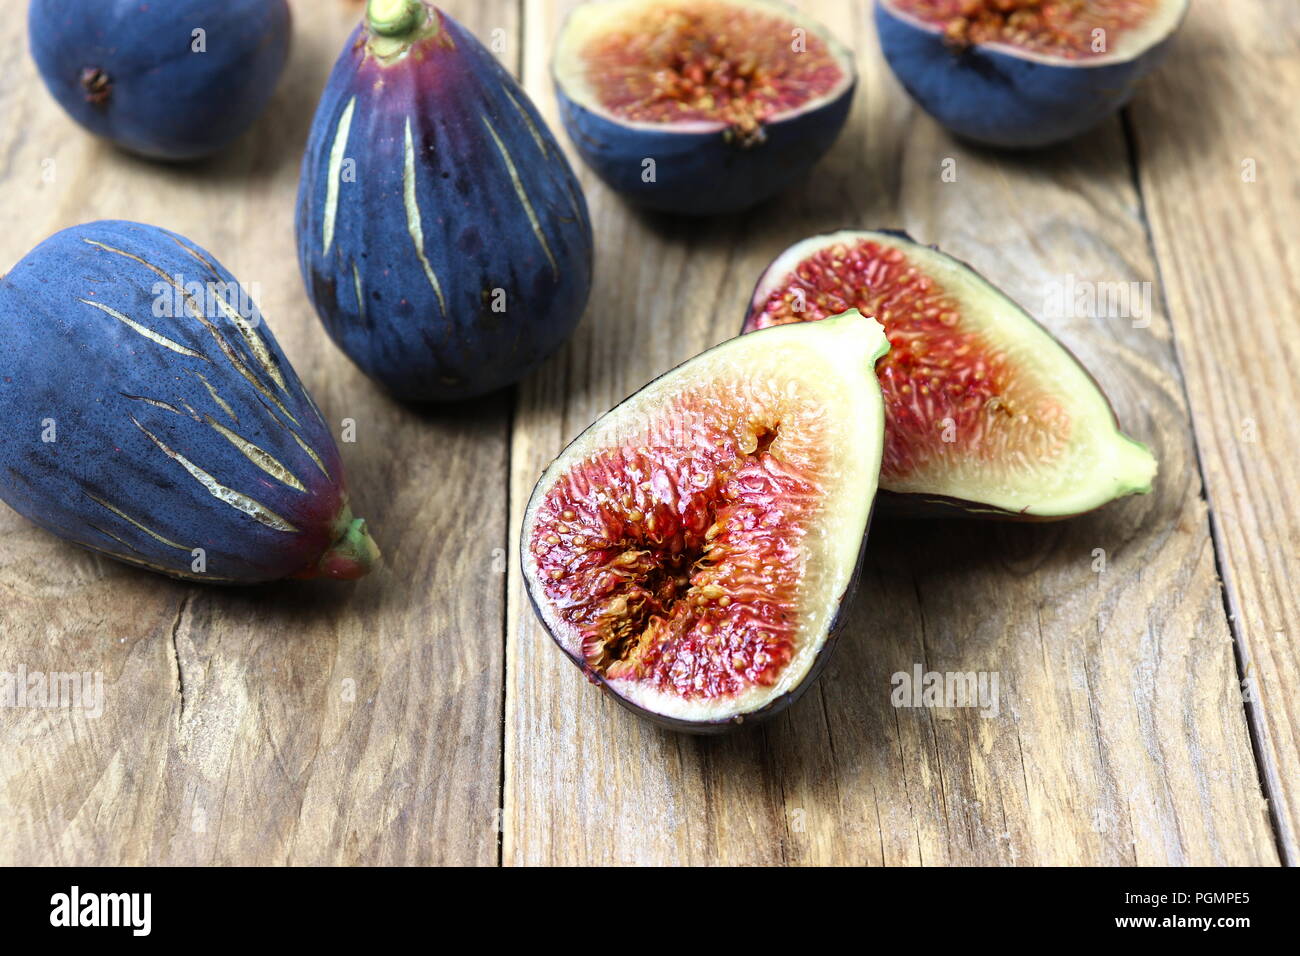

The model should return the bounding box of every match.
[503,0,1278,865]
[0,0,513,865]
[1130,0,1300,863]
[0,0,1292,867]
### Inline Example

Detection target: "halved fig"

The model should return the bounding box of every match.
[875,0,1189,148]
[743,230,1157,518]
[552,0,856,216]
[522,311,889,732]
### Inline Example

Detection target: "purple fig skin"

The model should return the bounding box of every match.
[874,0,1188,149]
[296,1,593,402]
[28,0,292,160]
[0,220,379,584]
[552,0,857,217]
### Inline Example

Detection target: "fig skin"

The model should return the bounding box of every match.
[27,0,292,161]
[296,0,593,402]
[0,221,378,584]
[552,0,857,217]
[523,312,889,733]
[874,0,1188,149]
[742,229,1157,520]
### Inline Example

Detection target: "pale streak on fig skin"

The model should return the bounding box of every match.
[86,291,309,486]
[499,82,549,155]
[289,428,332,481]
[323,96,357,255]
[84,492,192,552]
[480,114,559,278]
[254,390,329,475]
[78,297,208,360]
[166,233,221,276]
[81,238,302,427]
[120,393,187,417]
[401,117,448,317]
[208,296,289,395]
[499,83,588,223]
[86,521,138,553]
[80,541,241,584]
[1,219,369,584]
[165,232,293,396]
[130,416,299,533]
[203,415,309,493]
[352,261,366,326]
[189,369,239,424]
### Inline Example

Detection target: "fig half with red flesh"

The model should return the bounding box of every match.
[875,0,1188,148]
[552,0,856,216]
[522,311,889,732]
[743,230,1157,518]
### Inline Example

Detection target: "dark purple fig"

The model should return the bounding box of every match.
[522,311,888,732]
[552,0,857,216]
[742,229,1157,518]
[296,0,593,402]
[874,0,1188,148]
[0,221,379,584]
[27,0,292,161]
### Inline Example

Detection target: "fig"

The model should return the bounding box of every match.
[0,221,379,584]
[28,0,292,161]
[874,0,1188,148]
[742,230,1157,518]
[522,311,889,732]
[296,0,593,402]
[552,0,857,216]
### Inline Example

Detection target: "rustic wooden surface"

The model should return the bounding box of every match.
[0,0,1293,865]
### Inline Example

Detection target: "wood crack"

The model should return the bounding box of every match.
[169,592,194,724]
[1120,106,1290,866]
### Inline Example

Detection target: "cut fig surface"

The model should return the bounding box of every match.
[523,311,889,731]
[551,0,856,215]
[743,230,1157,518]
[886,0,1182,62]
[874,0,1187,148]
[555,0,852,134]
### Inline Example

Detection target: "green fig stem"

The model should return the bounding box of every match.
[367,0,426,38]
[307,508,381,581]
[365,0,439,62]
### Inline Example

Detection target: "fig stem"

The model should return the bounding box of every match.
[305,508,381,581]
[367,0,426,37]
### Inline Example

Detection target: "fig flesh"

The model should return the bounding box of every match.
[523,311,889,732]
[552,0,856,216]
[743,230,1157,518]
[875,0,1188,148]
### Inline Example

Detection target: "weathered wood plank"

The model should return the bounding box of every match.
[1131,0,1300,862]
[504,0,1276,865]
[0,0,512,865]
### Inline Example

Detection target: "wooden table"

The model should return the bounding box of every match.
[0,0,1295,866]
